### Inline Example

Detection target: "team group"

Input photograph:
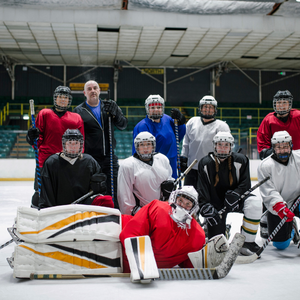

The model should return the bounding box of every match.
[25,79,300,265]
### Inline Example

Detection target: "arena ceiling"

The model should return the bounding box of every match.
[0,0,300,71]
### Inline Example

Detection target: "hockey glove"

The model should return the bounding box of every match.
[26,127,40,145]
[180,156,188,172]
[90,173,107,194]
[131,205,141,216]
[171,108,186,126]
[200,203,221,227]
[225,190,241,213]
[91,194,114,208]
[103,99,118,117]
[259,148,273,160]
[273,202,295,222]
[160,180,175,201]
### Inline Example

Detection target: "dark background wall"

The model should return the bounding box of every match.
[1,64,299,107]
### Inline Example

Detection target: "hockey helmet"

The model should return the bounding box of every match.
[53,86,72,111]
[62,129,84,158]
[213,131,234,159]
[134,131,156,160]
[271,131,292,161]
[145,95,164,120]
[273,90,293,115]
[199,95,217,119]
[169,186,199,229]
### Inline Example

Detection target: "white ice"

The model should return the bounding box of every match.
[0,181,299,300]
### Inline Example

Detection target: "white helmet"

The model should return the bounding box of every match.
[145,95,165,120]
[213,131,234,159]
[134,131,156,159]
[168,186,199,230]
[271,131,292,161]
[199,95,217,119]
[273,90,293,115]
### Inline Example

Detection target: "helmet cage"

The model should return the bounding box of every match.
[134,132,156,159]
[199,96,217,119]
[145,95,165,120]
[62,129,84,159]
[168,186,199,229]
[213,132,234,159]
[273,90,293,115]
[54,86,72,111]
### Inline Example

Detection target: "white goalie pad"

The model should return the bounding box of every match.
[13,205,121,243]
[11,241,122,279]
[188,234,229,268]
[124,236,159,283]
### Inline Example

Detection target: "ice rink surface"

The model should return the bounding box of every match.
[1,181,300,300]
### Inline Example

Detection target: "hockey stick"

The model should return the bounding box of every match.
[174,119,182,188]
[29,233,244,280]
[108,115,114,204]
[29,99,41,195]
[173,159,198,188]
[218,176,270,216]
[72,190,94,204]
[235,195,300,264]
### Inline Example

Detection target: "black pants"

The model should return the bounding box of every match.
[96,154,120,209]
[184,169,198,190]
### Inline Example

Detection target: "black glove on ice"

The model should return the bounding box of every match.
[180,156,188,172]
[225,190,241,213]
[200,203,221,227]
[90,173,107,194]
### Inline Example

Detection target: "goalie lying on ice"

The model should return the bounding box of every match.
[120,186,230,282]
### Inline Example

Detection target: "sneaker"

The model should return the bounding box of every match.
[260,222,268,239]
[239,242,260,256]
[292,219,300,245]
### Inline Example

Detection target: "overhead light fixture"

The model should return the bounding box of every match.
[23,114,29,120]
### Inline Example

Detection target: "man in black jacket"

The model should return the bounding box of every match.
[73,80,128,208]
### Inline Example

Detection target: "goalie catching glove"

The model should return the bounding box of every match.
[273,202,295,222]
[200,203,221,226]
[225,190,240,213]
[90,173,107,194]
[26,127,40,145]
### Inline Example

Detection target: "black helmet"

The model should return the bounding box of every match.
[53,86,72,111]
[62,129,83,158]
[273,90,293,115]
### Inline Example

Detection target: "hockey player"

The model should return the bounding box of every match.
[132,94,186,179]
[197,131,262,256]
[257,90,300,238]
[257,90,300,159]
[119,186,206,273]
[39,129,112,209]
[73,80,128,209]
[26,86,84,208]
[257,131,300,250]
[118,131,174,215]
[181,95,230,189]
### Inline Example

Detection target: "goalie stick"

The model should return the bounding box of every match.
[28,233,244,281]
[235,195,300,264]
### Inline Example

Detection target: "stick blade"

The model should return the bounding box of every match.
[234,252,259,264]
[215,233,245,279]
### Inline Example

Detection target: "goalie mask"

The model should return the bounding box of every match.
[62,129,84,158]
[213,131,234,160]
[271,130,292,161]
[145,95,164,120]
[134,131,156,160]
[53,86,72,111]
[169,186,199,230]
[199,96,217,119]
[273,90,293,116]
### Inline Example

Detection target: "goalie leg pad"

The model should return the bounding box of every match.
[188,234,229,268]
[124,236,159,283]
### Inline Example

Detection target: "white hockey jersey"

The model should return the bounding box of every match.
[181,117,230,170]
[117,153,173,215]
[257,150,300,215]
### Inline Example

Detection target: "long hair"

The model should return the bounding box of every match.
[213,155,233,187]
